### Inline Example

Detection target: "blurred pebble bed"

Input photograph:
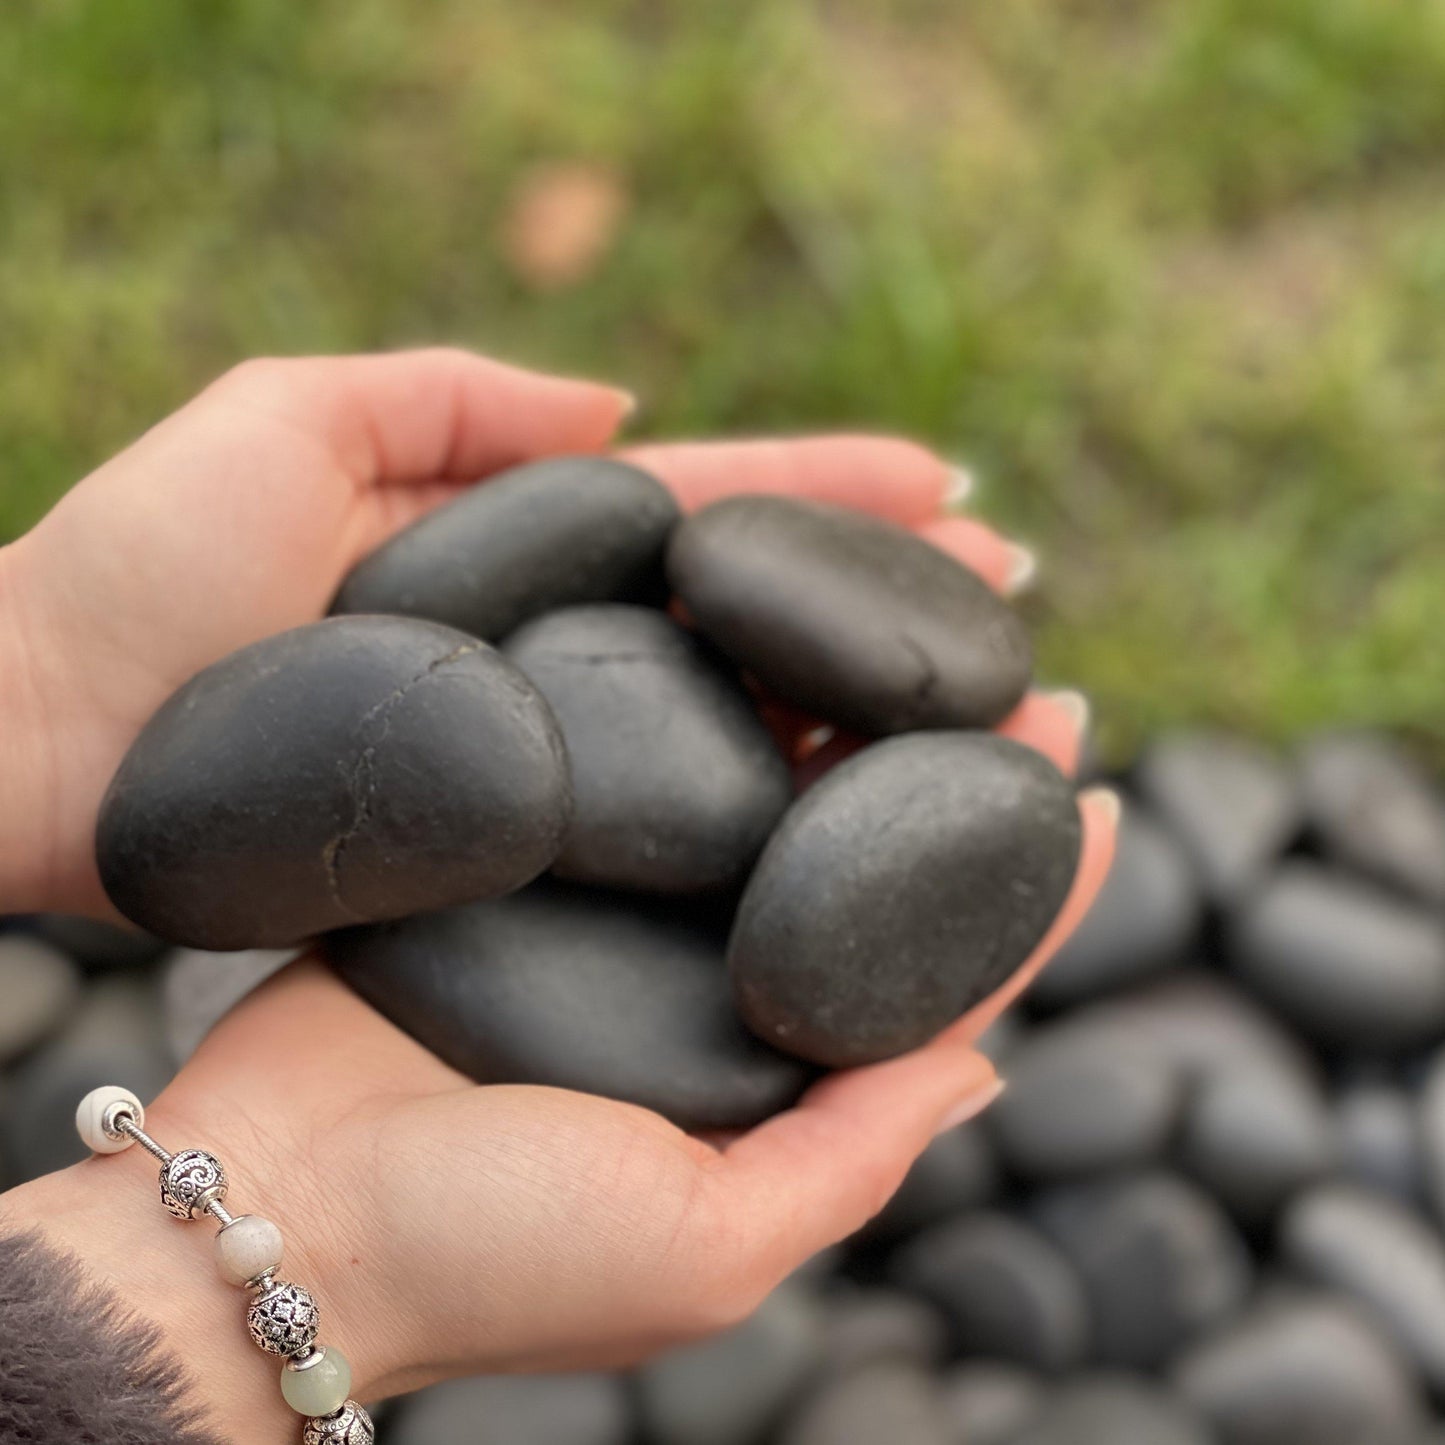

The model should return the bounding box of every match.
[8,725,1445,1444]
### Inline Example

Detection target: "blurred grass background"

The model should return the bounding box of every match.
[3,0,1445,759]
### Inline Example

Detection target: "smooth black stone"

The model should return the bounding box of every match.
[988,1021,1183,1181]
[1172,1293,1426,1445]
[731,733,1081,1067]
[666,495,1032,736]
[503,605,791,893]
[1032,1171,1253,1369]
[938,1363,1048,1445]
[98,617,571,950]
[1178,1059,1338,1224]
[1281,1184,1445,1394]
[888,1211,1091,1371]
[329,883,812,1132]
[1229,862,1445,1051]
[637,1283,826,1445]
[1134,730,1301,902]
[1011,1376,1214,1445]
[817,1286,948,1376]
[1032,802,1201,1008]
[1302,730,1445,906]
[389,1372,631,1445]
[778,1362,951,1445]
[1338,1081,1423,1206]
[4,979,173,1183]
[332,456,679,641]
[864,1122,1001,1243]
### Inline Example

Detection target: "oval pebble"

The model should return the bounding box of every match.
[504,605,791,892]
[1338,1080,1423,1206]
[1229,862,1445,1052]
[0,936,81,1066]
[731,733,1081,1067]
[332,456,679,641]
[865,1122,1001,1243]
[1281,1183,1445,1393]
[667,495,1031,736]
[97,617,571,949]
[817,1287,948,1376]
[1172,1293,1426,1445]
[1032,1171,1253,1369]
[888,1211,1091,1371]
[938,1363,1048,1445]
[1011,1376,1214,1445]
[1032,802,1201,1007]
[1302,730,1445,907]
[988,1023,1183,1181]
[779,1362,951,1445]
[329,882,812,1132]
[1135,730,1301,903]
[390,1372,631,1445]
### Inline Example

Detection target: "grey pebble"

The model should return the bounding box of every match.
[1229,861,1445,1051]
[731,733,1080,1067]
[778,1361,951,1445]
[817,1286,948,1375]
[98,617,572,949]
[1420,1053,1445,1227]
[388,1371,631,1445]
[1302,730,1445,906]
[1281,1183,1445,1394]
[888,1211,1091,1371]
[1178,1059,1338,1223]
[1339,1080,1423,1205]
[332,455,680,640]
[4,978,173,1182]
[865,1122,1001,1242]
[1010,1375,1214,1445]
[1135,730,1300,902]
[667,495,1032,736]
[504,605,790,893]
[637,1283,826,1445]
[161,947,297,1063]
[1172,1292,1426,1445]
[1032,803,1201,1008]
[938,1362,1048,1445]
[988,1022,1183,1181]
[329,882,811,1132]
[1032,1171,1253,1369]
[0,935,81,1065]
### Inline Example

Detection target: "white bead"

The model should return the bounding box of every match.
[281,1345,352,1417]
[74,1086,144,1154]
[215,1214,285,1286]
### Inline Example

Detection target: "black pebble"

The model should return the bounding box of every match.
[328,882,812,1132]
[731,733,1081,1067]
[667,495,1032,735]
[332,456,679,641]
[97,617,572,949]
[504,605,791,893]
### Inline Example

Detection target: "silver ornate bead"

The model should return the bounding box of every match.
[246,1280,320,1356]
[158,1148,228,1220]
[302,1401,375,1444]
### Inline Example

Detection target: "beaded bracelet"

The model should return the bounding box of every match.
[75,1085,375,1445]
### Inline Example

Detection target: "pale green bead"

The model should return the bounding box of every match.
[280,1346,351,1417]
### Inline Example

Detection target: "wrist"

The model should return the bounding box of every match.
[0,1090,406,1443]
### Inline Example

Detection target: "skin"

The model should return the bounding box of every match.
[0,349,1117,1443]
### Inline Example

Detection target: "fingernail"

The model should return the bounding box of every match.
[1048,689,1091,735]
[934,1075,1005,1137]
[614,389,640,420]
[1004,543,1037,596]
[944,464,975,509]
[1080,784,1122,827]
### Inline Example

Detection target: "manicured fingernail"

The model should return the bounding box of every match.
[1049,689,1091,735]
[1004,544,1037,596]
[1080,785,1122,827]
[934,1075,1005,1136]
[944,464,975,509]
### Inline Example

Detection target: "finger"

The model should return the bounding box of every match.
[916,516,1035,596]
[199,349,634,486]
[709,789,1118,1272]
[620,435,949,524]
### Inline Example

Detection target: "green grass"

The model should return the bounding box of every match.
[3,0,1445,759]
